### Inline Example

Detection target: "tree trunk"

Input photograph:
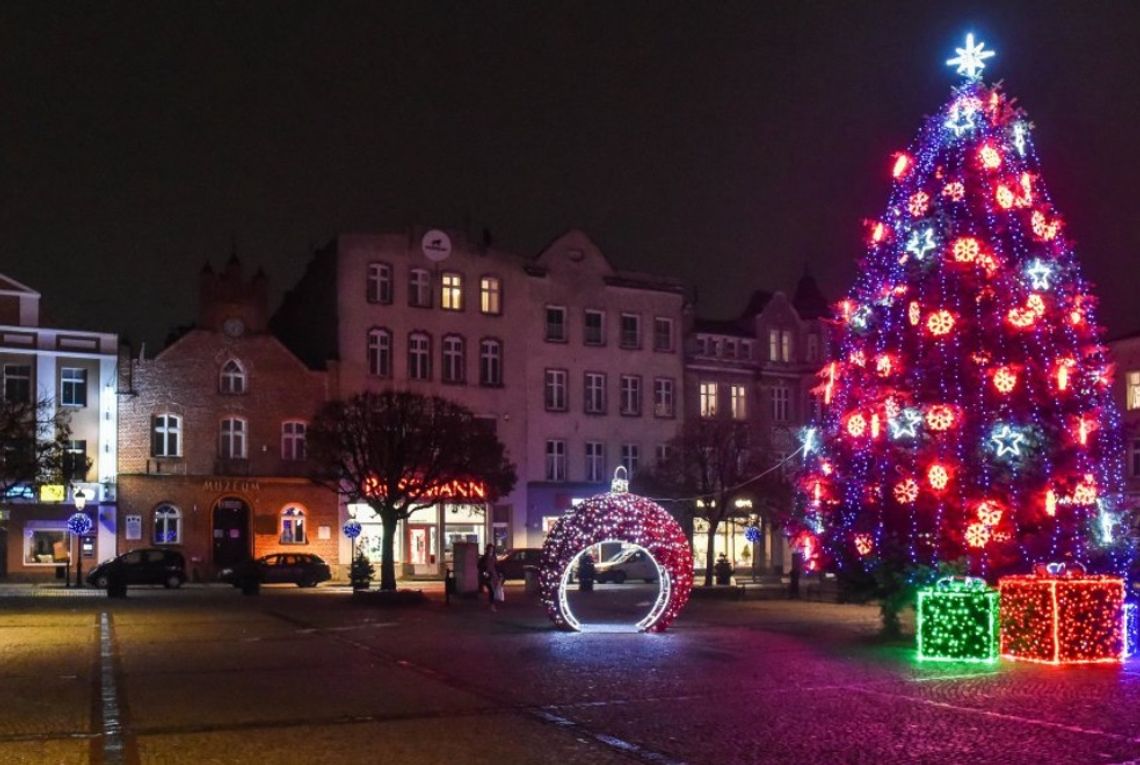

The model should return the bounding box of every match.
[704,518,719,587]
[380,514,399,591]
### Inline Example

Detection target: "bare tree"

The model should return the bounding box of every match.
[0,397,82,498]
[307,391,516,591]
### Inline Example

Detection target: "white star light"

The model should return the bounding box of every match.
[990,425,1026,458]
[1025,259,1054,290]
[943,100,977,137]
[947,33,995,81]
[1012,122,1027,157]
[906,228,937,261]
[889,408,922,440]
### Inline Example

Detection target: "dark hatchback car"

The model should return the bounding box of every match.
[496,548,544,580]
[86,548,187,589]
[219,553,332,588]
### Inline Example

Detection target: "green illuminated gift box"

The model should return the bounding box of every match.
[916,576,998,663]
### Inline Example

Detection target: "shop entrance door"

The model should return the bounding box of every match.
[213,497,251,567]
[407,524,437,566]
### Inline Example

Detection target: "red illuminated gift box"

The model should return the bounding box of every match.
[998,563,1125,664]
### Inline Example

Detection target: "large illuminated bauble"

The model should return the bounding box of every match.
[539,470,693,633]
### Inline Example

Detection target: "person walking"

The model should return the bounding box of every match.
[482,543,501,611]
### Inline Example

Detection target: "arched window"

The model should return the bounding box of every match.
[154,504,182,545]
[442,334,465,384]
[219,417,248,459]
[220,359,246,394]
[367,328,392,377]
[280,505,306,544]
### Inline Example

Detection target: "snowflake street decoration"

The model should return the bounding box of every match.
[946,33,995,81]
[67,512,93,536]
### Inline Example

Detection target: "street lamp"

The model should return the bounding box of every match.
[68,489,91,588]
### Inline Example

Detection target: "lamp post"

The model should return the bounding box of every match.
[68,489,91,588]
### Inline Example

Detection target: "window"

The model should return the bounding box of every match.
[409,268,432,307]
[654,377,675,418]
[367,328,392,377]
[219,417,247,459]
[741,341,753,360]
[441,272,463,311]
[781,330,794,362]
[585,372,606,414]
[24,528,70,565]
[544,369,567,411]
[442,335,466,383]
[480,276,502,315]
[697,337,708,356]
[1129,371,1140,410]
[153,505,181,545]
[60,368,87,407]
[282,421,306,461]
[584,310,605,346]
[546,306,567,342]
[63,440,87,481]
[545,439,566,481]
[620,313,641,349]
[1132,439,1140,477]
[367,262,393,304]
[700,382,718,418]
[220,360,246,394]
[725,340,737,359]
[731,384,748,420]
[408,332,431,380]
[768,329,780,362]
[771,385,790,423]
[621,443,639,477]
[807,334,820,363]
[3,364,31,403]
[585,441,606,482]
[620,375,642,416]
[152,414,182,457]
[656,443,670,466]
[280,506,306,544]
[653,317,674,352]
[479,339,502,386]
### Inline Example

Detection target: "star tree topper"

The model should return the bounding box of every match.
[947,33,995,81]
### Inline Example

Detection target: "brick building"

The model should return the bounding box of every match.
[1108,332,1140,524]
[116,257,340,582]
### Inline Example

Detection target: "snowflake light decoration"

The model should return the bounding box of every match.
[946,33,995,81]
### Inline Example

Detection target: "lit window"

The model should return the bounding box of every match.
[441,272,463,311]
[545,439,566,481]
[64,440,87,481]
[544,369,567,411]
[1129,371,1140,410]
[731,384,747,420]
[781,330,794,363]
[771,385,790,423]
[220,360,246,394]
[545,306,567,342]
[620,314,641,349]
[768,329,779,362]
[621,443,640,477]
[152,414,182,458]
[700,382,718,418]
[219,418,247,459]
[480,276,501,315]
[409,269,432,307]
[153,504,182,545]
[280,506,306,544]
[654,377,675,418]
[479,339,502,386]
[367,262,393,304]
[442,335,466,383]
[585,441,606,482]
[584,310,605,345]
[408,332,431,380]
[620,375,642,416]
[654,317,674,352]
[281,421,307,461]
[24,528,70,565]
[585,372,606,414]
[60,368,87,407]
[367,328,391,377]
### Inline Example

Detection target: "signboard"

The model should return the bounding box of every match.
[125,515,142,541]
[39,484,66,503]
[421,229,452,262]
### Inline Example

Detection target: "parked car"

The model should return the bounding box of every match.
[86,548,187,589]
[594,548,658,584]
[218,553,332,588]
[496,548,544,580]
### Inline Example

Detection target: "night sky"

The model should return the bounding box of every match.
[4,2,1140,347]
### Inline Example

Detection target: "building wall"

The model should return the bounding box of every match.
[1109,335,1140,506]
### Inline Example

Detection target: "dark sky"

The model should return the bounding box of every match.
[4,2,1139,346]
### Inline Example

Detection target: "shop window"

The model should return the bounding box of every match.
[153,504,181,544]
[24,527,70,565]
[280,506,306,544]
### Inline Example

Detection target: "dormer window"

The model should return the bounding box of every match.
[220,360,246,394]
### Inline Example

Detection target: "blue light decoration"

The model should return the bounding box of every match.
[794,34,1132,597]
[342,519,362,539]
[1124,601,1137,659]
[67,512,93,536]
[744,525,762,544]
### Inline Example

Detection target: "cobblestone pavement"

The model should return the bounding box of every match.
[2,583,1140,764]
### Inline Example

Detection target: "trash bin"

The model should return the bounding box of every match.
[523,566,540,594]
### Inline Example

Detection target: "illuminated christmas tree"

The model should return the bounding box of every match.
[800,36,1133,583]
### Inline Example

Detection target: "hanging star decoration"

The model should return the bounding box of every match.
[889,408,923,440]
[906,228,937,261]
[947,33,995,81]
[990,424,1026,458]
[943,99,977,137]
[1025,259,1053,290]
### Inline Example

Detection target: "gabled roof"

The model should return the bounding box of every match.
[739,289,774,319]
[0,273,41,297]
